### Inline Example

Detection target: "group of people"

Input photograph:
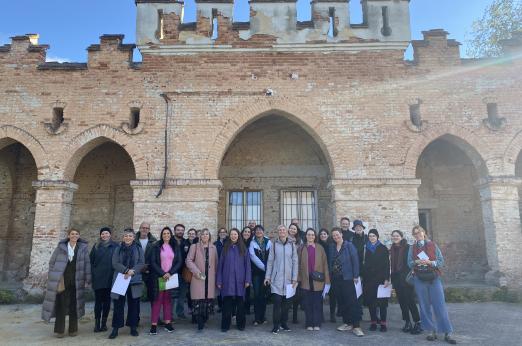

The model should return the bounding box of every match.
[42,217,457,344]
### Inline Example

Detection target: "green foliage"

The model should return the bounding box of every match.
[0,290,17,304]
[467,0,522,57]
[491,287,521,303]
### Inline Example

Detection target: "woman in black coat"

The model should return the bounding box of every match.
[362,229,390,332]
[90,227,118,332]
[390,230,421,334]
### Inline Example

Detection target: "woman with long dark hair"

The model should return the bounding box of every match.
[186,229,218,331]
[318,228,336,323]
[288,223,303,324]
[217,228,252,332]
[391,230,421,334]
[241,226,254,314]
[148,227,182,335]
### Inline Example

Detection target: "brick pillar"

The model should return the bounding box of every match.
[24,180,78,294]
[329,178,421,242]
[478,177,522,288]
[131,179,222,237]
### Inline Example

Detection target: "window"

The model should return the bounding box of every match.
[418,209,431,237]
[227,191,262,229]
[281,190,318,230]
[129,107,140,130]
[51,107,64,131]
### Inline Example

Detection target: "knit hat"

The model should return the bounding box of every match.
[352,219,366,230]
[368,228,379,238]
[100,227,112,235]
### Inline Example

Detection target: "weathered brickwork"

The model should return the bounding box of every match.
[0,1,521,292]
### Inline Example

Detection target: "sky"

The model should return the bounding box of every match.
[0,0,495,62]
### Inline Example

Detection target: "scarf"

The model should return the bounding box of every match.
[120,242,136,269]
[365,240,381,254]
[97,239,111,248]
[67,242,76,262]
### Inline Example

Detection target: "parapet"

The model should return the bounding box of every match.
[0,34,49,64]
[136,0,412,54]
[412,29,461,66]
[87,34,136,69]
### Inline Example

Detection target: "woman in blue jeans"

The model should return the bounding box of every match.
[408,225,457,345]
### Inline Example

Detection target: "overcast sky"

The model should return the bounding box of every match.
[0,0,494,62]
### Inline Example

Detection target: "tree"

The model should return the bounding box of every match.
[467,0,522,57]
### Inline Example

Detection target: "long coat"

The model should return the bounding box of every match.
[297,244,331,291]
[89,240,118,290]
[42,238,91,322]
[185,242,218,300]
[362,243,390,307]
[148,241,182,302]
[217,244,252,297]
[111,242,145,300]
[265,238,298,296]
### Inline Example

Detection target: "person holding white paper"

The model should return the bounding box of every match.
[327,228,364,337]
[109,228,144,339]
[148,227,182,335]
[408,226,457,344]
[264,225,298,335]
[362,229,390,332]
[297,228,331,331]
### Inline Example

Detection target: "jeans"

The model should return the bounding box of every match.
[332,276,361,328]
[303,289,323,328]
[272,294,291,329]
[414,276,453,333]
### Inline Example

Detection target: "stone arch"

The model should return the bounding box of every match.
[62,124,148,181]
[503,129,522,176]
[0,125,48,178]
[203,98,337,179]
[403,124,489,179]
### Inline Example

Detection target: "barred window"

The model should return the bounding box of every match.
[281,190,318,231]
[227,191,262,230]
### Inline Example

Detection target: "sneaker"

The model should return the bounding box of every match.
[164,323,174,333]
[280,324,291,332]
[337,324,353,331]
[353,328,365,337]
[313,327,320,331]
[271,327,279,334]
[149,325,157,335]
[253,321,259,326]
[427,333,438,341]
[306,327,314,331]
[444,334,457,344]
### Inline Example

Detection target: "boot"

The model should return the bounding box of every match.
[108,328,118,339]
[402,321,412,333]
[411,321,422,335]
[94,318,101,333]
[100,316,108,332]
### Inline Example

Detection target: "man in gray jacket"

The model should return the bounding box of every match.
[264,225,298,334]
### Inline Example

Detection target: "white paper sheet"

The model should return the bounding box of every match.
[377,284,392,298]
[111,273,131,296]
[354,280,363,299]
[286,284,296,299]
[322,283,331,298]
[417,251,430,261]
[165,273,179,290]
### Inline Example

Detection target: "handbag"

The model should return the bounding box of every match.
[415,265,437,282]
[405,270,415,286]
[310,271,325,282]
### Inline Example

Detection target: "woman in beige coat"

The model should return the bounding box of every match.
[298,228,331,331]
[185,228,218,331]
